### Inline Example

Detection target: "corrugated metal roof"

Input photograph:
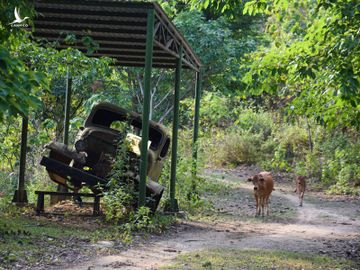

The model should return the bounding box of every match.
[32,0,201,71]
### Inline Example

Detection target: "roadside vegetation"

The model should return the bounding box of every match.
[196,105,360,195]
[160,248,357,270]
[0,0,359,269]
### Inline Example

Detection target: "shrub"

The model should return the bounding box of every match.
[234,109,275,139]
[0,172,17,197]
[198,129,224,168]
[258,138,278,170]
[100,127,175,240]
[158,131,217,215]
[101,123,138,224]
[327,166,359,195]
[159,154,209,214]
[270,125,309,171]
[318,132,360,192]
[102,186,135,224]
[200,92,232,129]
[179,92,232,130]
[277,125,309,159]
[200,130,263,167]
[199,109,276,168]
[219,131,262,165]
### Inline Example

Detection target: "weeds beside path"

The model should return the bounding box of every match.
[60,168,360,270]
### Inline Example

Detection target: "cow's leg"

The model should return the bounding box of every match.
[299,190,304,206]
[254,194,259,216]
[265,195,270,216]
[260,196,265,217]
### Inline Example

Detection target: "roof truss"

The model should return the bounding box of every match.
[31,0,201,71]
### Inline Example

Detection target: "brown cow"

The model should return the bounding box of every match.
[247,172,274,217]
[294,176,306,207]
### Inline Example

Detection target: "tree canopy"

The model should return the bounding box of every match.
[241,0,360,128]
[0,0,359,174]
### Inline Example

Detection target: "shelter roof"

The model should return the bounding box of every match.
[32,0,201,71]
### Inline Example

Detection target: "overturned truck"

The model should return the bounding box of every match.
[40,103,171,212]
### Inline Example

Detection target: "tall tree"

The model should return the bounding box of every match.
[242,0,360,128]
[0,1,46,120]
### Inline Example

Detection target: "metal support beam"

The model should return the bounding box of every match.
[55,69,72,199]
[192,68,203,175]
[139,8,155,207]
[12,117,28,204]
[169,45,183,212]
[63,69,72,145]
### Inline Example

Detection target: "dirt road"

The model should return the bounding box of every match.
[63,170,360,270]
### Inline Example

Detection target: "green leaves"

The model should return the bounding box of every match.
[81,36,99,55]
[0,45,45,120]
[186,0,244,18]
[241,0,360,129]
[174,10,260,93]
[243,0,268,16]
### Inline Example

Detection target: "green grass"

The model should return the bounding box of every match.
[0,212,96,266]
[0,202,175,268]
[160,248,357,270]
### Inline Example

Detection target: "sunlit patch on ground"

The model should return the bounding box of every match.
[160,248,357,270]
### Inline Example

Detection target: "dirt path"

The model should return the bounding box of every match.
[63,171,360,270]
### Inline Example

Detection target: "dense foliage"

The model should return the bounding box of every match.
[179,0,359,193]
[0,1,45,119]
[0,2,359,269]
[242,0,360,129]
[0,0,359,213]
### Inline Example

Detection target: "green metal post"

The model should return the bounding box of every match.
[12,116,28,203]
[169,45,183,212]
[63,69,72,145]
[139,8,155,207]
[192,68,203,175]
[55,68,72,197]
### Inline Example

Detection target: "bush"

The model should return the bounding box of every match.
[277,125,309,160]
[0,172,17,197]
[179,92,232,130]
[198,109,277,168]
[159,154,209,214]
[234,109,275,139]
[157,130,217,215]
[319,134,360,194]
[198,108,359,195]
[101,126,137,224]
[219,131,262,165]
[200,129,263,167]
[270,125,309,171]
[327,167,359,195]
[102,186,135,224]
[101,131,175,241]
[257,138,278,170]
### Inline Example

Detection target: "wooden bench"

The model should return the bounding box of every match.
[35,191,102,216]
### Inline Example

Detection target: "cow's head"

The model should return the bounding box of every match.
[296,176,306,185]
[248,174,265,191]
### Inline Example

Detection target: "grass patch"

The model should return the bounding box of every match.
[160,248,357,270]
[0,204,175,269]
[0,213,94,267]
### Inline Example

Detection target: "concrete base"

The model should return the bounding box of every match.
[163,198,179,213]
[12,189,28,204]
[163,210,186,218]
